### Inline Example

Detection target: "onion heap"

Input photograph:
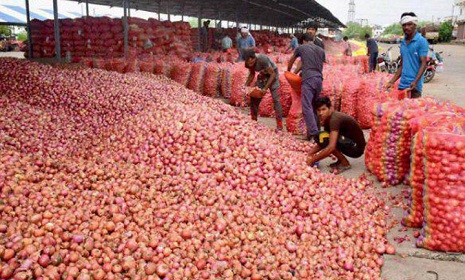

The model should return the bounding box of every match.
[0,57,395,279]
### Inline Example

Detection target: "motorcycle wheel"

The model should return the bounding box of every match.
[424,69,435,83]
[388,62,398,74]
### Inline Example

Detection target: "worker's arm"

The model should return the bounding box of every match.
[245,68,255,87]
[306,145,323,166]
[307,130,339,166]
[287,54,297,72]
[386,59,403,90]
[294,60,302,75]
[261,67,276,93]
[410,56,428,90]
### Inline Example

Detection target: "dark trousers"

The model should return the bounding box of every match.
[250,77,282,122]
[317,133,365,158]
[410,88,422,98]
[369,52,378,72]
[302,76,322,138]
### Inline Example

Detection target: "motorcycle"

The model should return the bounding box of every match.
[424,47,444,83]
[377,46,398,74]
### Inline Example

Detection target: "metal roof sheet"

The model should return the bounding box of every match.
[69,0,345,28]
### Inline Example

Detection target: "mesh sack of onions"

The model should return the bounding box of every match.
[403,114,465,228]
[80,57,94,68]
[203,63,222,97]
[320,72,343,111]
[139,58,154,73]
[187,62,207,95]
[229,65,250,107]
[153,58,172,77]
[355,73,392,129]
[416,129,465,252]
[220,64,233,99]
[111,57,126,73]
[124,58,139,73]
[365,98,450,185]
[284,72,307,135]
[170,60,192,87]
[340,73,360,119]
[93,58,107,69]
[278,75,292,117]
[258,75,292,117]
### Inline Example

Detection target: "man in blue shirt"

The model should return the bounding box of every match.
[236,27,256,61]
[386,12,429,98]
[285,34,299,53]
[365,33,378,72]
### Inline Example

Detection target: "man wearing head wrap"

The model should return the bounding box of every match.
[386,12,429,98]
[236,27,256,61]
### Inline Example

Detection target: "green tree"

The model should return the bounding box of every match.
[0,26,12,36]
[342,22,373,40]
[382,23,403,36]
[17,31,28,41]
[439,20,453,42]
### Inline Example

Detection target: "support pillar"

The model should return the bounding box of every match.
[25,0,33,58]
[53,0,61,63]
[123,0,129,57]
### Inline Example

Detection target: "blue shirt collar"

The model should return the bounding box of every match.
[403,31,422,43]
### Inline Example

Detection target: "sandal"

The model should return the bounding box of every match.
[331,165,351,174]
[329,161,341,168]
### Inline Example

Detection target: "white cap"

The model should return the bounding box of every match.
[240,27,249,33]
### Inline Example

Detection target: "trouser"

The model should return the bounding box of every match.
[317,132,365,158]
[302,76,322,139]
[250,77,283,128]
[369,52,378,72]
[410,88,422,98]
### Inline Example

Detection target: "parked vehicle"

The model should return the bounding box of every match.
[424,47,444,83]
[377,46,398,74]
[0,35,23,52]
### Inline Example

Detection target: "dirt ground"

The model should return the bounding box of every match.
[3,45,464,279]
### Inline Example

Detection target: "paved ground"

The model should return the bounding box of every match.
[3,45,464,279]
[0,51,25,59]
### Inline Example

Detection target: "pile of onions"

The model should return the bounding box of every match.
[0,57,393,279]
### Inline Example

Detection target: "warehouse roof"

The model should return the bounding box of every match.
[69,0,345,28]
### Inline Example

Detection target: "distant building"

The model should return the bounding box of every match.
[456,0,465,40]
[372,27,384,38]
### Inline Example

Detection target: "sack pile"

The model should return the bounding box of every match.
[26,17,193,60]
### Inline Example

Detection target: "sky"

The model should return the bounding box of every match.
[317,0,456,26]
[0,0,458,27]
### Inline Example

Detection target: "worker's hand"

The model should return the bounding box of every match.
[260,88,267,95]
[385,81,394,91]
[306,155,315,166]
[409,82,417,92]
